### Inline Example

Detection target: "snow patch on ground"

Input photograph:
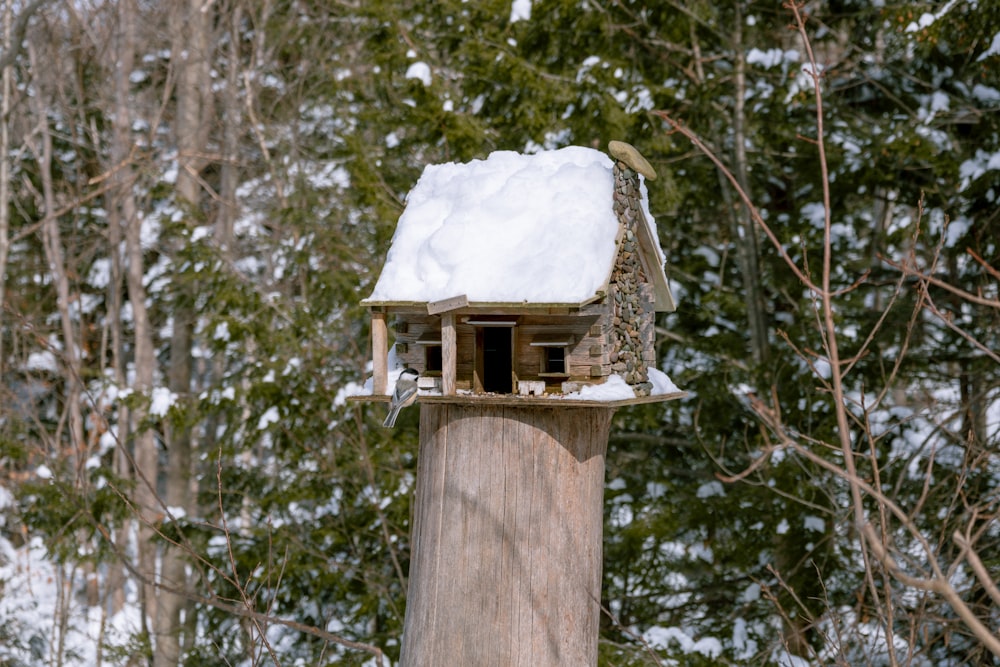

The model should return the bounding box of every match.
[0,536,142,665]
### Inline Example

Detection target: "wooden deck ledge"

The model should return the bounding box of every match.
[348,390,687,409]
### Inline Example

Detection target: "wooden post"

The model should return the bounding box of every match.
[372,310,388,395]
[400,402,615,667]
[441,312,457,396]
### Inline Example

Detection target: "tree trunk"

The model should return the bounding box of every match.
[401,402,614,667]
[110,0,161,652]
[25,42,85,474]
[691,7,770,370]
[155,2,214,663]
[0,2,11,380]
[105,0,144,623]
[729,2,771,369]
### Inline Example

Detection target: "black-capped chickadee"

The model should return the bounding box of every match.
[383,368,420,428]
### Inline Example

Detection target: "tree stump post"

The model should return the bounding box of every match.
[400,401,615,667]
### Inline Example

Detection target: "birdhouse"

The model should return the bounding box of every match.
[357,141,684,666]
[361,141,678,404]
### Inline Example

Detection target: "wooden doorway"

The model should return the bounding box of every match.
[475,326,513,393]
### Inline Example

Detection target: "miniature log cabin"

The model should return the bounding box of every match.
[362,140,676,400]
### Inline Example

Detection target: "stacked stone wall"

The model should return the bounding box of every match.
[610,162,653,395]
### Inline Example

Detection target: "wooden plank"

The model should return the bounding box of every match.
[345,394,391,403]
[633,208,677,312]
[517,343,543,379]
[371,311,388,396]
[426,294,469,315]
[509,326,518,390]
[442,312,457,396]
[528,333,575,346]
[362,301,604,314]
[346,390,688,407]
[473,327,484,393]
[463,319,518,326]
[417,391,687,408]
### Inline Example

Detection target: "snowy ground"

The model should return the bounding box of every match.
[0,531,142,666]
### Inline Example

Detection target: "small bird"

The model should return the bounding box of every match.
[383,368,420,428]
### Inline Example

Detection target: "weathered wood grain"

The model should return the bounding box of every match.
[442,313,457,395]
[371,311,388,396]
[400,404,615,667]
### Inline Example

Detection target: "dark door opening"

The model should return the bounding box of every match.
[482,327,512,393]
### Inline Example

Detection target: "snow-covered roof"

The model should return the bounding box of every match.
[364,145,671,307]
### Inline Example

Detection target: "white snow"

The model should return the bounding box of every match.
[649,367,680,394]
[906,0,960,34]
[971,83,1000,104]
[559,367,680,401]
[644,626,723,658]
[334,380,368,407]
[696,480,726,499]
[257,406,280,430]
[958,149,1000,191]
[977,31,1000,61]
[366,146,660,305]
[213,321,231,341]
[746,47,799,69]
[87,258,112,288]
[149,386,177,417]
[24,350,58,372]
[929,90,950,113]
[405,61,431,86]
[565,374,634,401]
[804,515,826,532]
[510,0,531,23]
[732,616,759,659]
[906,12,936,33]
[945,216,972,247]
[740,582,761,602]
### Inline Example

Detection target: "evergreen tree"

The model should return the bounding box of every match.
[0,1,997,665]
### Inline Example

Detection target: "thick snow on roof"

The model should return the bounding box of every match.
[367,146,648,305]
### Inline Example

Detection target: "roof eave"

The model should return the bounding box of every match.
[361,296,606,311]
[632,209,677,313]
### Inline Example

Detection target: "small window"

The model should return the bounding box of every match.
[426,345,442,372]
[532,333,572,376]
[543,347,566,375]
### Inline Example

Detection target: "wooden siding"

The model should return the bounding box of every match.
[392,313,441,373]
[391,306,614,394]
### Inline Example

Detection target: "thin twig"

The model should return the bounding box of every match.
[217,449,281,664]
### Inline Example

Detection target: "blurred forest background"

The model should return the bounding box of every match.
[0,0,998,665]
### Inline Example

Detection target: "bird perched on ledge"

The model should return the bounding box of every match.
[383,368,419,428]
